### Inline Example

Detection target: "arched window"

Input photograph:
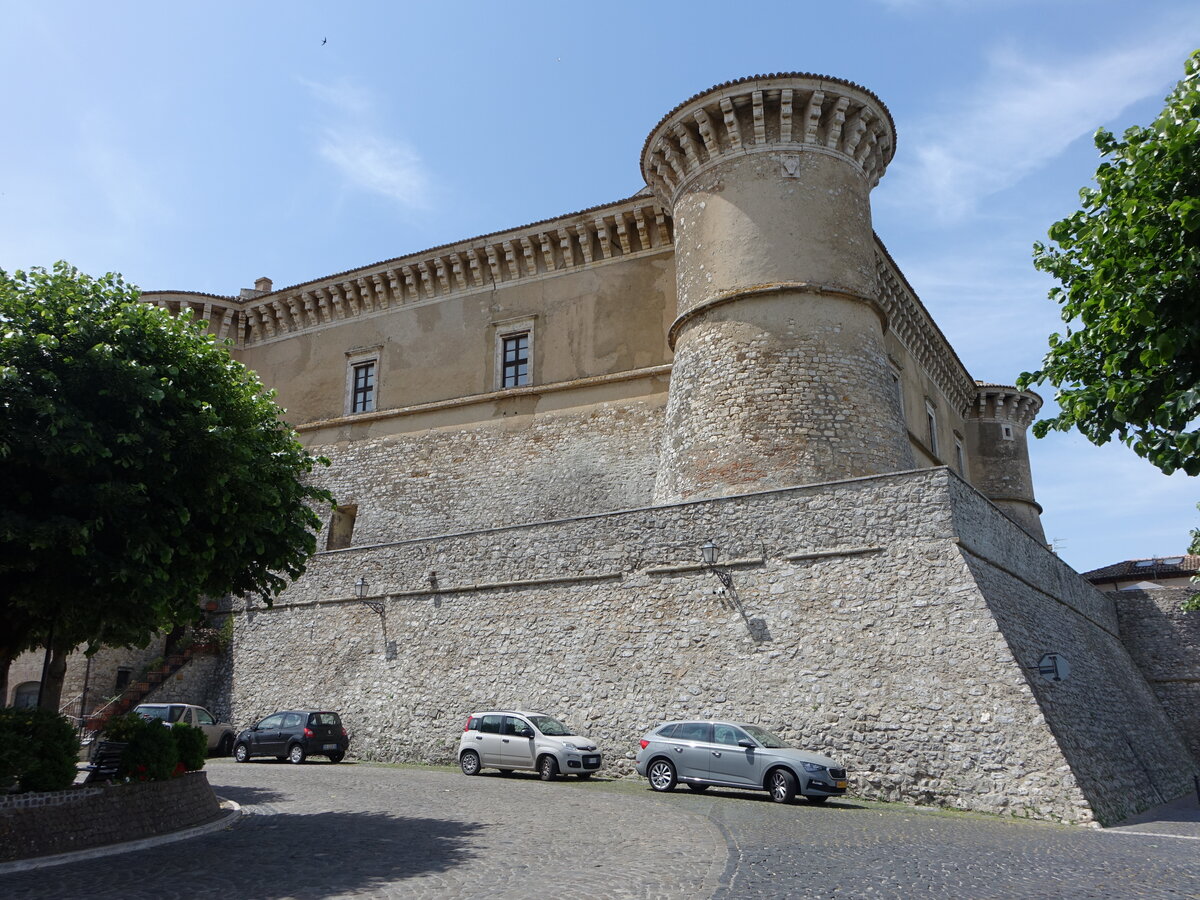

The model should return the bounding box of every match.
[12,682,39,708]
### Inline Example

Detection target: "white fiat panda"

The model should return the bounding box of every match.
[458,710,603,780]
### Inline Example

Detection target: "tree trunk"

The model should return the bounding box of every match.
[37,640,71,712]
[0,647,13,707]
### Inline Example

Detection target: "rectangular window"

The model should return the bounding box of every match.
[352,362,376,413]
[954,436,965,475]
[327,504,358,551]
[925,400,939,458]
[501,333,530,388]
[889,363,904,419]
[492,316,536,390]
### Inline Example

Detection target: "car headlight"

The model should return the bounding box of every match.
[562,742,578,751]
[802,762,826,773]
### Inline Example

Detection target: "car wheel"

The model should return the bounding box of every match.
[233,742,250,763]
[288,744,306,765]
[768,768,797,804]
[328,752,345,763]
[539,755,559,781]
[460,750,481,776]
[806,795,829,805]
[686,782,709,792]
[217,734,233,757]
[647,759,677,792]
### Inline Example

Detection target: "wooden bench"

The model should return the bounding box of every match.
[83,740,127,783]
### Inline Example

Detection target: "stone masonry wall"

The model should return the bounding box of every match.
[141,653,225,714]
[1114,587,1200,765]
[310,397,664,547]
[219,468,1199,825]
[946,477,1197,824]
[0,772,219,862]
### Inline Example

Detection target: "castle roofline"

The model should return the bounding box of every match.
[640,71,897,169]
[144,192,654,302]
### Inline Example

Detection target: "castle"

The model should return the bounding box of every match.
[35,73,1200,824]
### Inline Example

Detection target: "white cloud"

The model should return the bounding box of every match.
[301,77,433,211]
[885,23,1200,222]
[318,131,431,209]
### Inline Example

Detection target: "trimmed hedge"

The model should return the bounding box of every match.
[0,708,79,793]
[102,712,206,781]
[172,722,207,772]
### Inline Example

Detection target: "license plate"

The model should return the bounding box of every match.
[836,780,848,789]
[583,755,601,768]
[323,743,338,750]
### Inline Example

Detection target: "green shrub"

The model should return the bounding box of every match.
[0,708,79,793]
[172,722,207,772]
[102,712,147,743]
[116,715,178,782]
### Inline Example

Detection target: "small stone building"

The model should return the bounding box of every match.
[117,72,1200,824]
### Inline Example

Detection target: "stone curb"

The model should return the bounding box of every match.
[0,797,242,874]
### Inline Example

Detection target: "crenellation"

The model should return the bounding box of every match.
[825,95,850,148]
[633,207,651,250]
[556,228,574,268]
[843,108,870,158]
[433,258,451,295]
[502,241,520,281]
[595,217,614,259]
[672,122,701,170]
[693,107,720,157]
[574,223,594,264]
[803,89,824,143]
[751,89,766,145]
[417,261,435,298]
[538,233,556,272]
[613,214,631,255]
[467,249,486,287]
[485,245,503,283]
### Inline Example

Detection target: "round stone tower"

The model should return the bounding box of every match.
[643,74,913,503]
[964,384,1047,544]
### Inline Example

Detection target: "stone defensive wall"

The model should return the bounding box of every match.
[217,467,1198,826]
[304,395,667,547]
[1114,587,1200,763]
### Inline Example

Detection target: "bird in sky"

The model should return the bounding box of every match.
[321,37,327,45]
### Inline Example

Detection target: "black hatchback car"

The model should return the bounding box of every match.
[233,710,349,764]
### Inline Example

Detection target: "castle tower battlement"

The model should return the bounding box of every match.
[965,384,1046,543]
[645,74,913,502]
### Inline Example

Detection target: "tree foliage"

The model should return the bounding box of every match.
[0,263,333,694]
[1020,50,1200,475]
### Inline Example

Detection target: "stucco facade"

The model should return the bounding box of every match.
[101,72,1196,824]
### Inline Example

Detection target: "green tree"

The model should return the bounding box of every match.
[1020,49,1200,475]
[0,263,333,707]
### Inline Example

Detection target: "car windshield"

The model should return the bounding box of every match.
[309,712,341,727]
[135,706,178,722]
[741,725,790,749]
[527,715,573,736]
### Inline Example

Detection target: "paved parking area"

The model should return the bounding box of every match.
[2,759,1198,898]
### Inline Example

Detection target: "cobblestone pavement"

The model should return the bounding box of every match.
[2,760,1198,899]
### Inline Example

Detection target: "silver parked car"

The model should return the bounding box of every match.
[634,720,847,804]
[458,710,602,780]
[132,703,237,756]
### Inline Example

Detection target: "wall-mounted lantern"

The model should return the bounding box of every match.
[701,541,734,589]
[352,576,385,618]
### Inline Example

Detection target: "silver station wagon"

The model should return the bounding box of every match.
[635,720,848,804]
[458,710,602,780]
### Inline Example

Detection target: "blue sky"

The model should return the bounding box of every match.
[3,1,1198,574]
